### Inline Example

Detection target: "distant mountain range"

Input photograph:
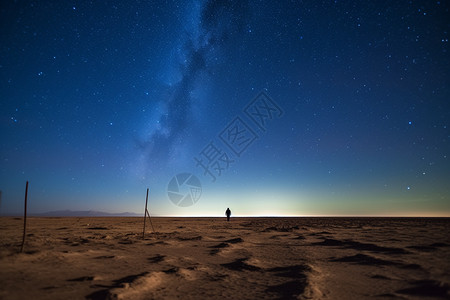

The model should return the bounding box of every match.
[1,210,143,217]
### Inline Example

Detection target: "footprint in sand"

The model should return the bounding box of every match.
[176,235,202,241]
[266,280,308,299]
[265,264,311,298]
[146,241,169,246]
[225,238,243,244]
[329,254,398,266]
[147,254,165,263]
[67,276,96,282]
[330,254,425,271]
[395,280,450,298]
[221,258,261,271]
[208,242,230,255]
[371,274,391,280]
[313,238,410,254]
[94,255,115,259]
[86,272,160,300]
[209,238,243,255]
[267,264,311,278]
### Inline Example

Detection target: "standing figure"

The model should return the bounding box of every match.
[225,208,231,222]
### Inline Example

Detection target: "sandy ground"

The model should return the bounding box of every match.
[0,217,449,299]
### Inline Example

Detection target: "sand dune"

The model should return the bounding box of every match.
[0,217,449,299]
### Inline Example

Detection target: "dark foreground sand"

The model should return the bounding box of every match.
[0,217,449,299]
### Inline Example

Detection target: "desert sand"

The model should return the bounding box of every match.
[0,217,449,299]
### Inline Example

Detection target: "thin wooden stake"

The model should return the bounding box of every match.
[142,188,155,239]
[20,181,28,253]
[142,188,148,239]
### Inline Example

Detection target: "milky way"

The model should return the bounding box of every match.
[138,1,250,169]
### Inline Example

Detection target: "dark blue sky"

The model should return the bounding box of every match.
[1,1,449,216]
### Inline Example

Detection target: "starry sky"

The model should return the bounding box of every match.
[1,1,449,216]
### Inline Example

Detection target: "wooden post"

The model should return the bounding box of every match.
[20,181,28,253]
[142,188,149,239]
[142,188,156,239]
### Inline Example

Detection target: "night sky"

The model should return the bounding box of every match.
[1,1,449,216]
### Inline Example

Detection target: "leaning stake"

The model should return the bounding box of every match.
[142,188,148,239]
[20,181,28,253]
[142,188,155,239]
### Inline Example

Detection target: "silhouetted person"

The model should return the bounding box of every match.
[225,208,231,222]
